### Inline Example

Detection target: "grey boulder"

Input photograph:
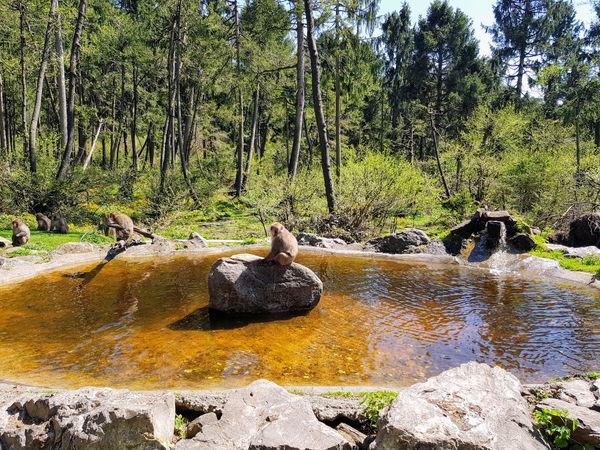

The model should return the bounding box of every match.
[208,254,322,315]
[371,362,548,450]
[296,232,348,249]
[365,228,430,254]
[0,388,175,449]
[175,379,351,450]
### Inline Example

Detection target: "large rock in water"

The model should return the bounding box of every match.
[208,254,322,315]
[0,388,175,449]
[175,379,351,450]
[372,362,548,450]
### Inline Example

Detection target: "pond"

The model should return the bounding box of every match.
[0,250,598,389]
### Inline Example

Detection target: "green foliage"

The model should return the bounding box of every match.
[359,391,398,432]
[534,408,578,449]
[174,414,188,438]
[529,247,600,277]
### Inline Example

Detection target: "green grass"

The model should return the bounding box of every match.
[530,247,600,277]
[321,391,360,398]
[0,229,113,256]
[287,389,305,395]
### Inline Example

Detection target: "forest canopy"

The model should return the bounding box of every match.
[0,0,598,238]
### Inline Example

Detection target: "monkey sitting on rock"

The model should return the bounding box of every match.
[107,211,135,248]
[11,219,30,246]
[263,222,298,266]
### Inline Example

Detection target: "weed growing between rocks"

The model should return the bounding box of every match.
[534,408,593,450]
[359,391,398,432]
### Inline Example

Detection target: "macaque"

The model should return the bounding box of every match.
[50,215,69,234]
[35,213,51,231]
[263,222,298,266]
[12,219,30,246]
[108,211,134,242]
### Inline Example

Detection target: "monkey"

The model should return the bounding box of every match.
[263,222,298,266]
[108,211,134,245]
[50,215,69,234]
[11,219,30,246]
[35,213,51,231]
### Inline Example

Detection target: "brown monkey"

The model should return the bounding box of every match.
[263,222,298,266]
[50,215,69,234]
[108,211,134,242]
[35,213,51,231]
[12,219,30,246]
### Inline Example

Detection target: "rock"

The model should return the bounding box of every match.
[186,412,219,439]
[372,362,547,450]
[423,238,448,255]
[509,233,537,252]
[365,229,430,254]
[559,379,597,408]
[592,380,600,399]
[187,232,208,248]
[569,213,600,248]
[336,423,367,450]
[537,398,600,447]
[486,221,506,248]
[0,388,175,449]
[308,395,365,423]
[175,391,228,416]
[175,379,350,450]
[51,242,96,255]
[208,254,323,315]
[296,232,348,249]
[0,237,11,248]
[548,230,570,246]
[450,209,519,240]
[545,244,600,258]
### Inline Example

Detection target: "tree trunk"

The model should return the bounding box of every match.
[55,0,68,148]
[430,115,451,199]
[233,0,244,198]
[289,1,304,179]
[30,0,59,173]
[83,119,103,170]
[19,1,30,170]
[131,64,138,171]
[175,0,199,204]
[0,73,7,154]
[243,82,260,188]
[57,0,87,180]
[305,0,335,213]
[334,1,341,178]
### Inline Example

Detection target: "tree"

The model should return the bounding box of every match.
[305,0,336,213]
[380,4,413,154]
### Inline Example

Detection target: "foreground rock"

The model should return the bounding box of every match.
[175,380,351,450]
[0,388,175,449]
[372,362,547,450]
[208,254,323,315]
[365,229,430,254]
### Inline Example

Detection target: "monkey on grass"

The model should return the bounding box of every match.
[263,222,298,266]
[11,219,30,246]
[35,213,51,231]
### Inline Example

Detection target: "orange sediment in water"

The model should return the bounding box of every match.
[0,250,598,389]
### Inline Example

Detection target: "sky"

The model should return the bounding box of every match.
[377,0,597,56]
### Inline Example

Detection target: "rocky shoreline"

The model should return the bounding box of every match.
[1,363,598,449]
[1,237,598,291]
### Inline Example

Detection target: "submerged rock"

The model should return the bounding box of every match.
[372,362,548,450]
[175,379,351,450]
[208,254,322,315]
[365,228,430,254]
[0,388,174,449]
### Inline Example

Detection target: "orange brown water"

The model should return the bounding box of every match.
[0,250,598,390]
